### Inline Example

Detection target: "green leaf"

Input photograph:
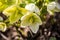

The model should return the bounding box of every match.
[49,37,56,40]
[20,3,26,8]
[40,6,48,21]
[36,0,44,9]
[26,0,37,3]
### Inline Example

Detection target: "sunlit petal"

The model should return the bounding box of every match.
[25,3,40,15]
[0,22,7,32]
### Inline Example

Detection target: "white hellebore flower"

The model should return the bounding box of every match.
[0,22,7,32]
[47,2,56,15]
[47,1,60,15]
[25,3,40,15]
[47,2,56,10]
[21,13,42,33]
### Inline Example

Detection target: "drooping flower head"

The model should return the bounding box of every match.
[21,12,42,33]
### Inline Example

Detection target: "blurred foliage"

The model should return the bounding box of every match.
[49,37,56,40]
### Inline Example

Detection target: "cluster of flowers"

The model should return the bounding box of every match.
[0,0,60,33]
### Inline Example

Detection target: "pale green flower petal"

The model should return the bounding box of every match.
[34,6,40,15]
[47,9,54,15]
[0,4,8,12]
[3,5,29,24]
[21,13,31,28]
[25,3,40,15]
[3,5,28,16]
[9,10,23,24]
[0,16,3,21]
[0,22,7,32]
[19,7,29,15]
[25,3,35,12]
[29,23,39,33]
[0,0,16,12]
[3,5,17,16]
[6,5,23,24]
[3,5,23,24]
